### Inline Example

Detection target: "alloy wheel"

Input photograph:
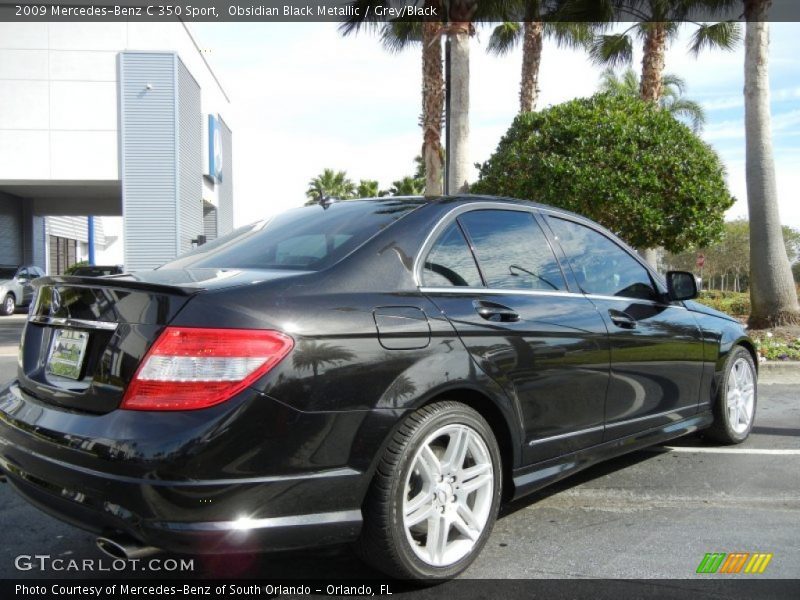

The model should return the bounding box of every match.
[402,424,494,567]
[727,357,755,434]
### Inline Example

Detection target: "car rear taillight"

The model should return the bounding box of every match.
[121,327,294,411]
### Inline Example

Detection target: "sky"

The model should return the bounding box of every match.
[188,21,800,231]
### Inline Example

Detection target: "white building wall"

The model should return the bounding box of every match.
[0,22,231,188]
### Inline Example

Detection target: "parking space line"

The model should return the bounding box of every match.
[657,446,800,455]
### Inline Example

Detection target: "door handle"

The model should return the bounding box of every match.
[473,300,520,323]
[609,309,637,329]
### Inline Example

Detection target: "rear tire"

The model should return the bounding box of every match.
[355,401,502,580]
[1,294,15,316]
[705,346,757,444]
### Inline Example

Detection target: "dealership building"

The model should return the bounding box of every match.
[0,22,233,272]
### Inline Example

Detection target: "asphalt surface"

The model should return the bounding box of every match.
[0,315,798,583]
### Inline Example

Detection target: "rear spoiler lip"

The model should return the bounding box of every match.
[33,275,200,297]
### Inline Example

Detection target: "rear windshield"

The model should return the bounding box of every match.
[161,199,424,271]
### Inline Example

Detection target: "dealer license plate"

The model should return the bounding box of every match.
[47,329,89,380]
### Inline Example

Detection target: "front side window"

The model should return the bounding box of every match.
[458,210,566,291]
[422,223,483,287]
[548,217,658,301]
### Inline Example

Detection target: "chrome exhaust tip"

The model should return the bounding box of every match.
[96,535,160,560]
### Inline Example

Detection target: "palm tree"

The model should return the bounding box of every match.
[565,1,740,268]
[488,10,595,113]
[599,67,706,131]
[388,175,425,196]
[356,179,381,198]
[578,1,741,104]
[445,0,478,194]
[743,0,800,326]
[305,169,356,205]
[340,3,445,196]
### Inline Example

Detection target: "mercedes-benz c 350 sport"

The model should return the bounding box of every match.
[0,197,757,579]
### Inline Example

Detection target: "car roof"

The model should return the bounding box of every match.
[354,194,588,222]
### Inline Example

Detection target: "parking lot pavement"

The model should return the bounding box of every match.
[0,315,25,361]
[0,315,797,581]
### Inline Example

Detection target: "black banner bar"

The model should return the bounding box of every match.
[2,0,800,23]
[3,579,800,600]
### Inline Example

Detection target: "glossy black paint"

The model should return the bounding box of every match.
[0,196,755,555]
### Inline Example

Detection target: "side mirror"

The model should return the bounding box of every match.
[666,271,699,301]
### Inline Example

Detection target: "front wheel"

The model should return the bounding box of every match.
[356,401,502,580]
[1,294,15,316]
[706,346,757,444]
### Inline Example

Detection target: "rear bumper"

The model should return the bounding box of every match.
[0,382,369,554]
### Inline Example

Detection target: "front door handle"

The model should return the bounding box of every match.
[609,309,637,329]
[474,300,520,323]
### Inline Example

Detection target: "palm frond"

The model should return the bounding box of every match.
[544,21,597,50]
[688,21,742,56]
[669,98,707,132]
[598,67,639,96]
[338,0,387,36]
[661,72,687,95]
[634,20,681,42]
[588,33,633,68]
[487,21,522,56]
[554,0,616,23]
[380,20,422,53]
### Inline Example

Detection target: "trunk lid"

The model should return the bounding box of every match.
[19,269,305,413]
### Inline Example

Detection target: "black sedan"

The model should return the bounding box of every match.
[0,196,757,579]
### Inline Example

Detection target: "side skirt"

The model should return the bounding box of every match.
[511,411,713,501]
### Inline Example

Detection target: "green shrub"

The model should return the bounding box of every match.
[697,290,750,317]
[472,93,734,252]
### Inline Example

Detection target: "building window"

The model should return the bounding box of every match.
[49,235,78,275]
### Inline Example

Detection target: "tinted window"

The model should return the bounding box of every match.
[0,268,17,280]
[18,268,29,279]
[458,210,566,291]
[422,223,483,287]
[548,217,658,301]
[72,266,119,277]
[162,199,423,271]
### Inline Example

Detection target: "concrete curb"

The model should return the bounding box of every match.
[759,361,800,384]
[759,361,800,370]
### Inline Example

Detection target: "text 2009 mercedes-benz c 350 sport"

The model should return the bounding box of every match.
[0,197,757,579]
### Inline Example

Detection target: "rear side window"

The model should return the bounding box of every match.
[548,217,658,301]
[422,223,483,287]
[458,210,567,291]
[162,199,424,271]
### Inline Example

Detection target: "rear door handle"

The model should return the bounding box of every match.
[473,300,520,323]
[609,309,637,329]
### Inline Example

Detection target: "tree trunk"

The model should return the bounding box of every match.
[422,20,444,197]
[639,247,659,271]
[636,23,669,271]
[639,23,668,103]
[743,2,800,326]
[448,23,471,194]
[519,21,543,113]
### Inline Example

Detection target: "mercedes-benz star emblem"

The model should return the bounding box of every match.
[50,288,61,316]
